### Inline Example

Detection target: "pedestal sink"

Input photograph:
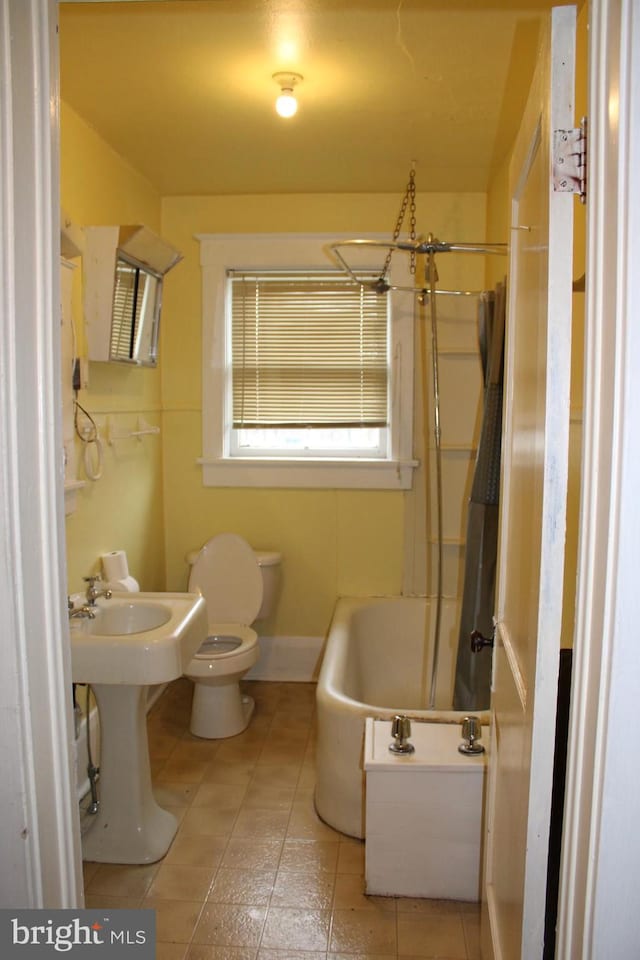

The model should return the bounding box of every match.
[70,591,207,864]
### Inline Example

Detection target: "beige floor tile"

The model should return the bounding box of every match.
[164,834,228,869]
[187,947,258,960]
[258,951,325,960]
[270,870,335,910]
[265,723,311,745]
[84,894,142,910]
[192,903,267,947]
[202,759,256,786]
[278,840,339,875]
[85,862,159,900]
[328,954,395,960]
[154,782,199,808]
[207,868,276,906]
[232,808,291,841]
[221,839,283,872]
[395,899,469,917]
[143,897,204,943]
[215,741,265,764]
[158,753,211,784]
[148,727,182,760]
[156,942,189,960]
[242,783,296,811]
[295,767,316,791]
[164,804,189,827]
[286,799,342,842]
[192,782,247,810]
[463,914,481,960]
[82,860,101,887]
[334,874,397,913]
[250,765,303,789]
[174,739,222,763]
[261,907,331,952]
[146,863,215,902]
[336,840,365,875]
[329,909,397,955]
[397,915,467,959]
[258,743,307,766]
[180,806,239,838]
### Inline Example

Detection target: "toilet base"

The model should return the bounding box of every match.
[190,680,255,738]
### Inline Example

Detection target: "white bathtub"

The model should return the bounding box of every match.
[315,596,489,838]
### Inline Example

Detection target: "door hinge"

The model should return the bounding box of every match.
[553,117,587,203]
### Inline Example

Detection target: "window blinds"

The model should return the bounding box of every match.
[229,271,389,428]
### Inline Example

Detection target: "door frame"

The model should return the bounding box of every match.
[556,0,640,955]
[0,0,83,906]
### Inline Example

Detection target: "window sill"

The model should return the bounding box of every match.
[198,456,418,490]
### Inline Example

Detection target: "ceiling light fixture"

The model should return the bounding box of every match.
[272,72,303,118]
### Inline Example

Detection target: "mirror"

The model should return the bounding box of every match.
[111,254,162,366]
[84,225,182,367]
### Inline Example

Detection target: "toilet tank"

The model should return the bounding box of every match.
[254,550,282,621]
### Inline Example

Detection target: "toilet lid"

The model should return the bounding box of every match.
[189,533,263,624]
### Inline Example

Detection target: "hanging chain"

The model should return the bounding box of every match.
[381,166,417,281]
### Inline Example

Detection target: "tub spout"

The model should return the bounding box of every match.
[389,715,415,754]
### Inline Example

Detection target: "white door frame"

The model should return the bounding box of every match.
[557,0,640,955]
[0,0,82,906]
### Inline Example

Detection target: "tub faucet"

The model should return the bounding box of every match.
[83,574,112,607]
[389,715,415,754]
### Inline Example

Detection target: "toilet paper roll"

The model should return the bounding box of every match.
[109,576,139,593]
[101,550,129,582]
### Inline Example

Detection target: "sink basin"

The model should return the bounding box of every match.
[86,601,171,636]
[70,591,207,685]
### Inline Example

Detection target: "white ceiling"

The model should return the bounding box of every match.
[59,0,575,196]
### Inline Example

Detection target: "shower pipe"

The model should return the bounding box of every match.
[327,236,507,710]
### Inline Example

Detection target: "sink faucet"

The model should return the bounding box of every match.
[83,574,113,607]
[68,597,96,620]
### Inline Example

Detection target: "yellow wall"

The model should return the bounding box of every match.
[60,97,486,636]
[160,192,486,638]
[61,102,167,595]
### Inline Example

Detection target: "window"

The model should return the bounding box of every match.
[198,234,416,489]
[229,269,388,458]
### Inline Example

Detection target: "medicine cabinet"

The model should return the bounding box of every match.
[84,225,182,366]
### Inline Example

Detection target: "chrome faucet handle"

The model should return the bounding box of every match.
[458,715,485,755]
[83,573,112,605]
[389,714,415,754]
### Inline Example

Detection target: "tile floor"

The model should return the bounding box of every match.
[82,679,480,960]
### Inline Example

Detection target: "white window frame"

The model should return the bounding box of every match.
[198,233,417,489]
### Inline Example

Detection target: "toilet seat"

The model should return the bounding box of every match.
[197,635,243,656]
[188,533,263,626]
[187,623,258,679]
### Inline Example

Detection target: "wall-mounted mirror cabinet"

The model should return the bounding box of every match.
[84,225,182,366]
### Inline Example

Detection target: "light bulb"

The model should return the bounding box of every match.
[275,90,298,118]
[272,72,303,119]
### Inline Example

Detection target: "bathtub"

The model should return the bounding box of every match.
[315,596,489,838]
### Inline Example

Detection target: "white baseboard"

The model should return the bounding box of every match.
[246,635,324,682]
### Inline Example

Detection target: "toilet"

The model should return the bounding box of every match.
[185,533,281,739]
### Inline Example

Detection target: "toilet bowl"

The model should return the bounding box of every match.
[185,533,280,738]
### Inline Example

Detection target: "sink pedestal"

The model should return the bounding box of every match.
[81,684,176,864]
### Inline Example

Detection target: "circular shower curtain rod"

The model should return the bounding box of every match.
[326,237,509,297]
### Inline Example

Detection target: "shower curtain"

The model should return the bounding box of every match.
[453,280,506,711]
